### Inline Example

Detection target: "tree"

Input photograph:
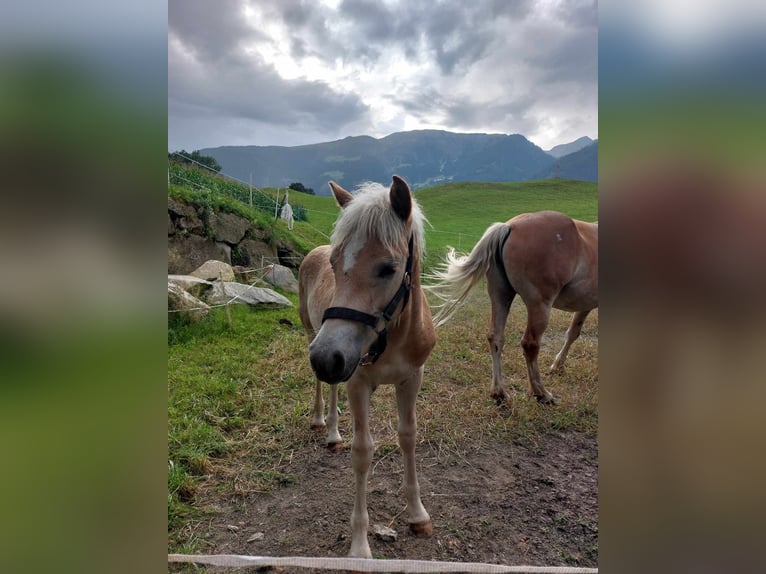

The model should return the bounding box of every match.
[288,182,314,195]
[170,150,222,173]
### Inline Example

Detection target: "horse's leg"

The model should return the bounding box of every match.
[325,383,343,451]
[310,378,325,430]
[486,268,515,404]
[396,368,432,537]
[347,380,374,558]
[521,300,556,404]
[550,309,592,373]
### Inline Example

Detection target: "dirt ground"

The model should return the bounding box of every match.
[187,427,597,571]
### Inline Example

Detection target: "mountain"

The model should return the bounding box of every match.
[545,136,594,158]
[534,141,598,182]
[200,130,596,196]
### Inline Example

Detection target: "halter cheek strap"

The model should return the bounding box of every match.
[321,235,414,367]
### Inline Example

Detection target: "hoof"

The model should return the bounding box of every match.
[409,520,433,538]
[310,423,326,432]
[536,394,558,405]
[327,440,344,453]
[491,390,511,406]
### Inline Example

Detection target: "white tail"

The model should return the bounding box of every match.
[426,222,510,327]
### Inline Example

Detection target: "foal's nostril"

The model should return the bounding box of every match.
[310,349,348,384]
[330,351,345,378]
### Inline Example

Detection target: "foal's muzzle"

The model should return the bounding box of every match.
[309,345,357,384]
[308,320,367,384]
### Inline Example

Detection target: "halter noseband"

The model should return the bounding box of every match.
[321,235,414,368]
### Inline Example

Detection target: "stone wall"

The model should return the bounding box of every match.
[168,196,302,274]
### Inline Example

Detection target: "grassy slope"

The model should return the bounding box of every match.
[168,177,598,552]
[289,179,598,270]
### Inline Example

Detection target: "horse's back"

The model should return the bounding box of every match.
[503,211,597,310]
[298,245,335,334]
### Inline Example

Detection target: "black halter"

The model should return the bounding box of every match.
[321,235,414,367]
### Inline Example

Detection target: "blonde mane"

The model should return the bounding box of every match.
[330,181,426,257]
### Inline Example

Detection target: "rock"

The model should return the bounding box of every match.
[209,211,251,244]
[236,238,277,268]
[371,524,397,542]
[263,264,299,293]
[276,240,303,269]
[168,275,214,299]
[168,282,209,320]
[247,532,265,542]
[205,282,292,309]
[190,260,236,282]
[168,197,204,234]
[168,235,231,274]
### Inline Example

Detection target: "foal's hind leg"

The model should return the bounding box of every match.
[550,309,592,373]
[521,301,556,404]
[486,268,515,404]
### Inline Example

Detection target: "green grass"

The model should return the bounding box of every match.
[279,178,598,271]
[415,179,597,269]
[167,298,310,550]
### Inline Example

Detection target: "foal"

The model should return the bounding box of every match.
[298,175,434,558]
[430,210,598,404]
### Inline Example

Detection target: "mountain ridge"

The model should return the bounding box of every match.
[200,130,596,196]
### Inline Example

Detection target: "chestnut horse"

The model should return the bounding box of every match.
[298,175,434,558]
[430,210,597,404]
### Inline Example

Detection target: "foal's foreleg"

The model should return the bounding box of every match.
[310,379,342,450]
[310,378,325,430]
[396,369,432,537]
[325,383,342,450]
[550,309,592,373]
[347,380,373,558]
[522,301,555,404]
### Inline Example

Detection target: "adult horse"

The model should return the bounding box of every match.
[430,211,597,404]
[298,175,434,558]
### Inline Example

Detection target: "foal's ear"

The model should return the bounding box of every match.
[390,175,411,221]
[329,181,353,208]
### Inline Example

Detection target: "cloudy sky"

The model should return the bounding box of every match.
[168,0,597,152]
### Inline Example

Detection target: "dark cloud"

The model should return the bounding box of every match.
[168,0,259,63]
[168,0,597,149]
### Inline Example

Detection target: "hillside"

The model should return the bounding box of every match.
[199,130,596,196]
[168,160,597,274]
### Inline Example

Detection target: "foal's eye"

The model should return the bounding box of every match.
[377,264,397,279]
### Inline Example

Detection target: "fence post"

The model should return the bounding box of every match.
[249,173,253,206]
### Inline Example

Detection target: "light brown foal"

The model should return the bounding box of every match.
[431,210,598,404]
[298,176,435,557]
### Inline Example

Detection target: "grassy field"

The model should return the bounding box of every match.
[168,176,598,555]
[290,178,598,270]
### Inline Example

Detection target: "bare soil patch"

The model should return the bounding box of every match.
[182,428,596,571]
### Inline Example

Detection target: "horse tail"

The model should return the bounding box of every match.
[426,222,511,327]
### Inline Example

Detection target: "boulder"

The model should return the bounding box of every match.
[263,264,299,294]
[168,282,209,321]
[168,235,231,275]
[168,275,214,299]
[276,240,303,269]
[205,282,292,309]
[168,197,204,234]
[209,211,251,244]
[190,260,236,282]
[236,238,277,267]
